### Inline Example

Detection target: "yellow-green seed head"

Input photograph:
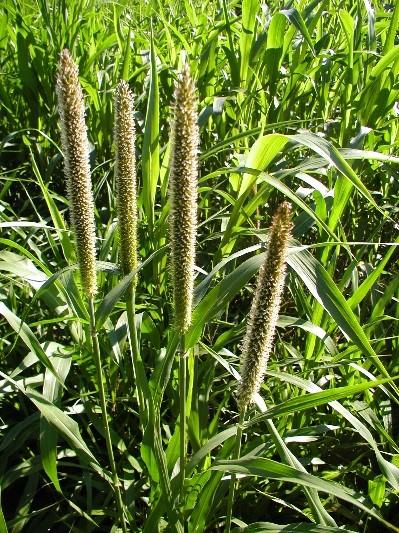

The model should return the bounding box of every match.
[237,202,292,412]
[114,81,138,280]
[169,63,199,334]
[56,49,97,297]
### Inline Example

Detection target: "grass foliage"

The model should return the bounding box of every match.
[1,0,399,531]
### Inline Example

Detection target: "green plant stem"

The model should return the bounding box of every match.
[88,297,127,533]
[179,335,187,507]
[125,287,183,527]
[125,287,148,429]
[225,408,245,533]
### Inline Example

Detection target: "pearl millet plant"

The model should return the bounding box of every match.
[168,61,199,506]
[56,50,127,532]
[226,202,293,533]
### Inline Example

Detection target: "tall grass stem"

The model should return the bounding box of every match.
[88,298,127,532]
[225,409,246,533]
[125,287,147,429]
[178,336,187,507]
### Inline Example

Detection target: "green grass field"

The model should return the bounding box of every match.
[1,0,399,531]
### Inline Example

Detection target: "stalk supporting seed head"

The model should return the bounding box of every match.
[56,49,97,297]
[169,63,199,334]
[237,202,292,412]
[114,80,138,279]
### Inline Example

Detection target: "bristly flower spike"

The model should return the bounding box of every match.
[56,49,97,298]
[237,202,293,412]
[114,80,138,281]
[169,63,199,334]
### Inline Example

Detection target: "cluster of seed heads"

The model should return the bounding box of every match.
[57,50,292,409]
[237,202,292,412]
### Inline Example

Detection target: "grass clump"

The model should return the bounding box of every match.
[1,2,399,532]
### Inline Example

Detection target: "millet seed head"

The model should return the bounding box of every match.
[169,63,199,335]
[56,49,97,298]
[237,202,292,411]
[114,80,138,280]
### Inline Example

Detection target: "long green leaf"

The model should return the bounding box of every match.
[0,486,8,533]
[281,8,315,55]
[187,252,265,348]
[237,523,356,533]
[239,0,258,85]
[142,32,160,227]
[0,302,63,385]
[249,377,396,425]
[212,457,396,530]
[40,346,71,493]
[265,370,399,491]
[239,134,288,195]
[287,248,393,382]
[0,372,101,474]
[369,45,399,80]
[96,247,165,329]
[348,237,399,310]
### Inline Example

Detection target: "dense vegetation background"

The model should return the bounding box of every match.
[1,0,399,531]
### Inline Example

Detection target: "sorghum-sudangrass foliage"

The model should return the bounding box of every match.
[1,0,399,531]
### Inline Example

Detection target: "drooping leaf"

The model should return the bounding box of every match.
[212,457,394,529]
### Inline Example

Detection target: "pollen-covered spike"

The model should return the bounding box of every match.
[114,80,138,280]
[237,202,292,411]
[169,63,199,334]
[56,49,97,297]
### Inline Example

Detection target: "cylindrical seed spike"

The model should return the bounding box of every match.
[114,80,138,280]
[169,64,199,334]
[237,202,293,411]
[56,49,97,298]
